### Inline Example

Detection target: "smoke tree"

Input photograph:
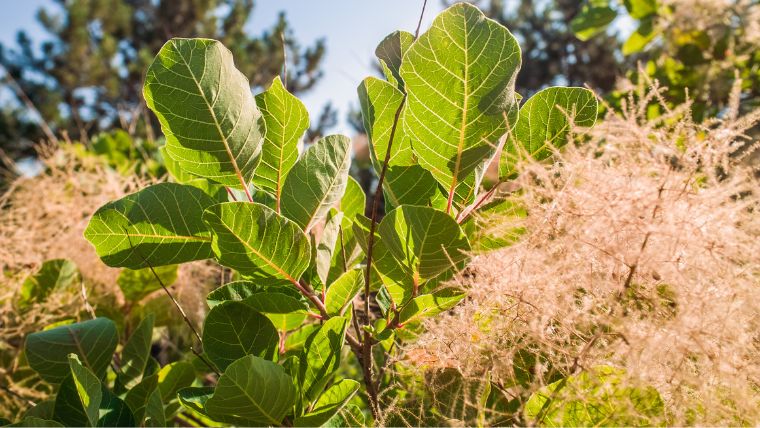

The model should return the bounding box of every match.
[15,3,597,426]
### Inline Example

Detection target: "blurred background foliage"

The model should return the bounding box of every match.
[1,0,758,184]
[0,0,331,168]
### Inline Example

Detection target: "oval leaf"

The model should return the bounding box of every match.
[294,379,360,427]
[205,355,297,426]
[203,202,310,282]
[357,77,414,169]
[202,301,279,371]
[501,86,598,178]
[84,182,215,269]
[378,205,471,282]
[280,134,352,232]
[302,316,348,400]
[325,269,364,316]
[144,38,263,188]
[26,318,118,384]
[254,76,309,203]
[401,3,521,206]
[398,288,466,325]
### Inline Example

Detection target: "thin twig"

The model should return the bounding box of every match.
[123,229,220,376]
[414,0,429,39]
[0,65,59,144]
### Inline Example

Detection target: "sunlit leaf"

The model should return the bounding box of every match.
[254,76,309,205]
[401,3,521,207]
[324,269,364,316]
[501,87,598,177]
[144,38,263,188]
[281,134,352,231]
[84,183,215,269]
[294,379,360,427]
[203,201,310,281]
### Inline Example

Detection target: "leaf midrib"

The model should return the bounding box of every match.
[214,214,300,286]
[447,13,470,210]
[174,40,249,189]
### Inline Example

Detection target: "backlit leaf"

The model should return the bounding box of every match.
[358,77,413,168]
[84,183,215,269]
[280,135,352,232]
[398,288,466,325]
[302,316,348,401]
[375,30,414,91]
[144,38,263,188]
[501,87,597,177]
[401,3,521,207]
[325,269,364,316]
[203,202,310,282]
[378,205,470,282]
[254,76,309,204]
[18,259,80,309]
[294,379,360,427]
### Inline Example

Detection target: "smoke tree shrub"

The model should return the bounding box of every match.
[15,3,597,426]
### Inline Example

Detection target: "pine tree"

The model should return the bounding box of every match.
[462,0,622,96]
[0,0,326,160]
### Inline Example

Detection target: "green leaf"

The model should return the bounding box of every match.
[124,374,158,424]
[280,135,352,231]
[571,3,617,41]
[378,205,470,282]
[375,30,414,91]
[398,288,466,325]
[22,400,56,419]
[357,77,414,169]
[624,0,657,19]
[84,182,215,269]
[119,314,155,389]
[501,87,598,177]
[143,389,165,427]
[144,38,263,188]
[160,146,226,201]
[26,318,118,384]
[401,3,521,206]
[177,387,215,418]
[324,269,364,316]
[302,316,348,400]
[383,165,439,210]
[340,176,366,221]
[55,356,136,427]
[117,265,177,302]
[202,300,279,371]
[525,366,665,426]
[7,418,62,427]
[206,280,259,307]
[203,202,311,281]
[18,259,80,309]
[316,211,344,286]
[243,292,309,331]
[294,379,361,427]
[68,354,102,427]
[254,76,309,203]
[623,17,659,55]
[205,355,297,426]
[353,215,414,306]
[157,361,196,403]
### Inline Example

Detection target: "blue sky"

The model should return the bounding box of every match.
[0,0,446,135]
